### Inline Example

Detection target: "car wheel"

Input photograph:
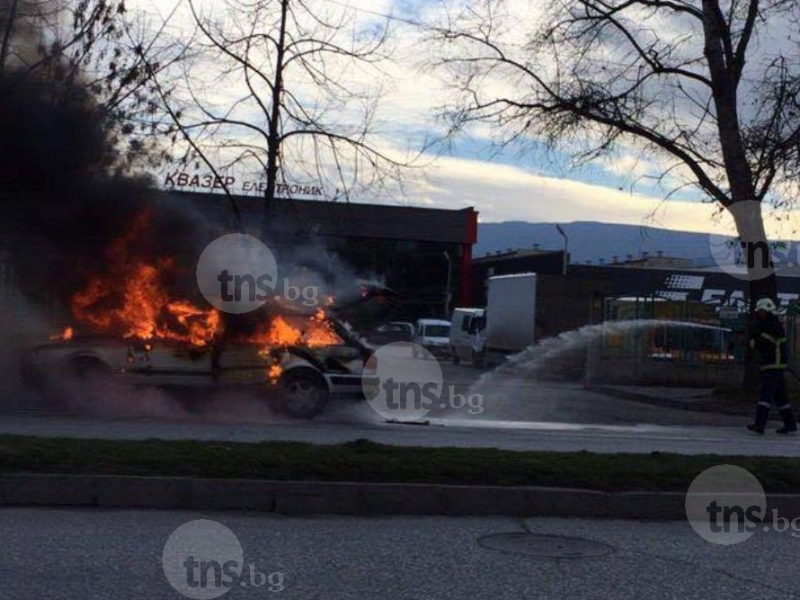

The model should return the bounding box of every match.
[66,356,118,411]
[362,384,380,401]
[451,348,460,365]
[278,369,329,419]
[71,357,114,382]
[472,350,485,368]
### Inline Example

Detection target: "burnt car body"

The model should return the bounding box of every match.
[20,314,379,419]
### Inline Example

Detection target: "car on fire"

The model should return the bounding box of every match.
[20,312,380,419]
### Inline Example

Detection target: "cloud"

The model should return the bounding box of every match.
[390,153,800,238]
[126,0,800,239]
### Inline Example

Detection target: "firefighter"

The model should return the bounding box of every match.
[747,297,798,435]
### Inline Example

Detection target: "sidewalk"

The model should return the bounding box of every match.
[588,384,753,416]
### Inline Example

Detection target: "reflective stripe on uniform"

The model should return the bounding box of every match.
[759,332,788,370]
[758,402,772,407]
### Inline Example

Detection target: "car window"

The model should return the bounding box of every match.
[469,316,485,334]
[424,325,450,337]
[461,316,471,332]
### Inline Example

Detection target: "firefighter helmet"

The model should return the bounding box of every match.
[755,297,778,314]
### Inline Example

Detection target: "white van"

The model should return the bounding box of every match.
[449,308,486,366]
[412,319,451,359]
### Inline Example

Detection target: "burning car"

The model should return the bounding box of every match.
[21,309,379,419]
[18,211,385,418]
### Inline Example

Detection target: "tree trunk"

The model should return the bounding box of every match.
[262,0,288,243]
[702,1,774,391]
[0,0,20,73]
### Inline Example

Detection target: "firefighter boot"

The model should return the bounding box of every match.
[777,405,798,435]
[748,402,771,434]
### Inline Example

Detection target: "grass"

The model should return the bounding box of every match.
[1,435,800,492]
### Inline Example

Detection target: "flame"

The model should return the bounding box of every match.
[255,312,339,384]
[49,326,74,342]
[305,309,341,347]
[248,310,341,349]
[268,363,283,383]
[60,211,342,357]
[68,212,222,348]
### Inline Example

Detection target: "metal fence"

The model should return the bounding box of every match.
[599,295,736,366]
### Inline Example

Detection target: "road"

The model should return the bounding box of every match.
[2,507,797,600]
[1,358,798,455]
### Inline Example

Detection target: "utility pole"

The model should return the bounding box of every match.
[555,224,569,276]
[443,251,452,318]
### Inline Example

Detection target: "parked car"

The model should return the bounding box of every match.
[364,321,414,346]
[449,308,486,366]
[411,318,451,359]
[20,314,379,419]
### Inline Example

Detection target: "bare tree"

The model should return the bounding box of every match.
[156,0,409,235]
[1,0,186,172]
[436,0,800,307]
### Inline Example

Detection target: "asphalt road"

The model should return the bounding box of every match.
[3,354,799,456]
[2,507,797,600]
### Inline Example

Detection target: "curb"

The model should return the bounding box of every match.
[3,473,800,519]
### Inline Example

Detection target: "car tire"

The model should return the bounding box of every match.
[362,384,380,401]
[62,356,118,411]
[472,350,485,368]
[451,348,460,365]
[278,369,330,419]
[71,356,114,382]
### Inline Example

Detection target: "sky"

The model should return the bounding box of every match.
[126,0,800,240]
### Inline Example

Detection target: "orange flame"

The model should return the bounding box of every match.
[61,211,341,355]
[68,212,221,348]
[268,363,283,383]
[248,311,341,349]
[49,326,74,342]
[305,309,341,347]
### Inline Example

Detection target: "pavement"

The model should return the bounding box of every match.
[3,408,800,455]
[3,507,799,600]
[588,384,753,415]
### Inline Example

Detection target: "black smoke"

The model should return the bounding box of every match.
[0,68,221,308]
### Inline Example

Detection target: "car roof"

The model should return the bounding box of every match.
[416,319,451,326]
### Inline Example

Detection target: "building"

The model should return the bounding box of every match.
[470,248,567,305]
[609,251,694,269]
[169,191,479,320]
[467,251,800,386]
[471,250,800,336]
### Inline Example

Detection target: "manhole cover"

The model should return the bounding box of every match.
[478,533,615,559]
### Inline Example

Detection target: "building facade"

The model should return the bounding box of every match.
[170,191,479,321]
